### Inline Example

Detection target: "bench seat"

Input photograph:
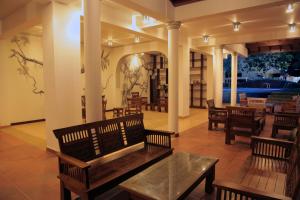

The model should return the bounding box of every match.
[89,145,172,189]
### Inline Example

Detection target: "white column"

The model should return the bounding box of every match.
[231,52,238,106]
[42,2,82,151]
[178,36,190,117]
[167,21,181,136]
[84,0,102,122]
[206,55,214,100]
[213,46,224,107]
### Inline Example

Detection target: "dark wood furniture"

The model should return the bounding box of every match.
[112,107,124,118]
[214,135,300,200]
[125,97,142,115]
[53,114,173,200]
[190,51,207,108]
[272,112,299,138]
[239,93,248,106]
[207,99,227,131]
[120,152,219,199]
[158,97,168,112]
[226,106,263,144]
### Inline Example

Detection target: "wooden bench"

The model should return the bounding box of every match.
[53,114,173,200]
[226,106,263,144]
[214,135,300,200]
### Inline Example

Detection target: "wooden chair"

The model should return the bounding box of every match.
[158,97,168,112]
[226,106,263,144]
[272,112,299,138]
[113,107,124,118]
[102,96,107,120]
[206,99,227,131]
[239,93,248,106]
[125,97,142,115]
[131,92,139,98]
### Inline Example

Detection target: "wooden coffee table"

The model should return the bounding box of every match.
[119,152,219,200]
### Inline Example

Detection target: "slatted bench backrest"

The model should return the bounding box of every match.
[227,106,256,126]
[54,114,145,162]
[274,113,299,127]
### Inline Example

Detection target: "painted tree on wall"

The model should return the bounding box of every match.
[120,54,164,105]
[10,36,44,94]
[10,35,112,94]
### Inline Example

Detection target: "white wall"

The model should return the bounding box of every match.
[0,35,44,126]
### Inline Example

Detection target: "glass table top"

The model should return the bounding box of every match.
[119,152,218,200]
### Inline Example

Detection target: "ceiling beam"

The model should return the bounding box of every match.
[0,2,43,39]
[110,0,175,22]
[174,0,298,22]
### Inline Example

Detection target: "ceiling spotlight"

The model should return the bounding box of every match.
[233,22,241,32]
[107,39,113,47]
[203,35,209,43]
[286,3,294,13]
[289,23,296,32]
[134,35,140,43]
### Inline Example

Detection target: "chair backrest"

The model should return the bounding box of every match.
[207,99,215,109]
[239,93,247,100]
[54,114,146,162]
[227,106,256,125]
[131,92,139,98]
[274,113,299,127]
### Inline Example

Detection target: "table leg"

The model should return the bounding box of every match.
[205,165,215,193]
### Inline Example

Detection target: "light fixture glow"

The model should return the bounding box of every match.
[286,3,294,13]
[289,23,296,32]
[134,35,140,43]
[107,39,113,47]
[143,16,156,26]
[203,35,209,43]
[130,54,141,71]
[233,22,241,32]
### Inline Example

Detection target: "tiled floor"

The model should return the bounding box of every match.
[0,110,274,200]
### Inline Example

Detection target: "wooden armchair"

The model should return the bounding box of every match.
[272,112,299,138]
[226,106,263,144]
[207,100,227,131]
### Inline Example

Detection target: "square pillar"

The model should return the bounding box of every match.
[42,2,82,151]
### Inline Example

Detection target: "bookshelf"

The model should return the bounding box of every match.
[190,51,207,108]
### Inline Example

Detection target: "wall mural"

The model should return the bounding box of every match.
[10,35,112,94]
[120,53,165,105]
[10,36,44,94]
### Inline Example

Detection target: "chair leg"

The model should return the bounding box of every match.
[60,181,71,200]
[225,128,231,144]
[272,126,277,138]
[208,121,213,130]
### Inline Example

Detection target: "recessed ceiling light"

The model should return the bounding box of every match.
[289,23,296,32]
[134,35,140,43]
[286,3,294,13]
[203,35,209,43]
[233,22,241,32]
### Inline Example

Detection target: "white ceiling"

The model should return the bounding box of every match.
[0,0,31,19]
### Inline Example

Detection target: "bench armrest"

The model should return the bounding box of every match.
[144,129,173,148]
[251,136,294,160]
[57,152,91,188]
[214,180,291,200]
